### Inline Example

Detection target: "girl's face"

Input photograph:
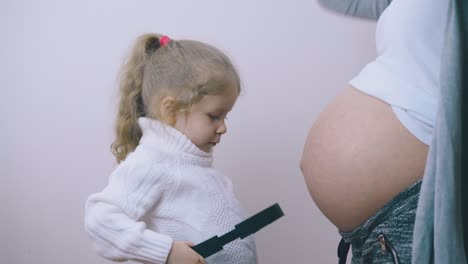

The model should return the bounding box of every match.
[173,87,238,153]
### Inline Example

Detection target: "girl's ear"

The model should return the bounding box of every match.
[159,96,178,125]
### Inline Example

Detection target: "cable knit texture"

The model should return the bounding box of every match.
[84,117,258,264]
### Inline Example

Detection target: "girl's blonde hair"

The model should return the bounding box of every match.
[111,33,240,163]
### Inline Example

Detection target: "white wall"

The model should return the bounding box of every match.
[2,0,376,263]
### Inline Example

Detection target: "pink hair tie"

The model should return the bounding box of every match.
[159,35,171,46]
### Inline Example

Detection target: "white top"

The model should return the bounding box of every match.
[84,117,257,264]
[350,0,450,145]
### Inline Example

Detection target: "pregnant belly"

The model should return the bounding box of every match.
[300,86,428,231]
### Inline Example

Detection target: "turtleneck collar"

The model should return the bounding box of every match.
[137,117,213,167]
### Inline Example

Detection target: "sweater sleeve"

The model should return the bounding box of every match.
[84,157,174,264]
[317,0,392,20]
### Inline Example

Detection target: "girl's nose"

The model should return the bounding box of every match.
[216,120,227,134]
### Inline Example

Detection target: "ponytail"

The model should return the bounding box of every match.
[111,34,161,163]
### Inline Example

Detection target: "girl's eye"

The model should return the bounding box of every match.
[208,114,221,121]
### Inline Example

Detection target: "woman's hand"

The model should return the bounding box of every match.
[166,241,207,264]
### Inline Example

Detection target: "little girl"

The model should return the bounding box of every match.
[84,33,257,264]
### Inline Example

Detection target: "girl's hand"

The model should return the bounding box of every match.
[166,241,207,264]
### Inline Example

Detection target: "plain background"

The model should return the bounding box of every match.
[3,0,377,263]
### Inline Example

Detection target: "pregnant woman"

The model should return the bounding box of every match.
[300,0,449,263]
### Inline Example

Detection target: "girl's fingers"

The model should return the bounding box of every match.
[185,241,194,247]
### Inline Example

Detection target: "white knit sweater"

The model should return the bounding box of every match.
[84,117,257,264]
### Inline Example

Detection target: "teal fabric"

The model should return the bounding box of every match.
[317,0,391,19]
[316,0,468,262]
[412,0,467,262]
[461,0,468,258]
